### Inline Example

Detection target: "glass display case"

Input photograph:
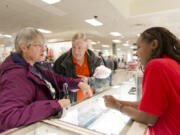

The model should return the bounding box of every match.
[2,121,102,135]
[2,77,146,135]
[56,80,137,135]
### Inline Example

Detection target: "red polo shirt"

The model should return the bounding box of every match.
[139,55,180,135]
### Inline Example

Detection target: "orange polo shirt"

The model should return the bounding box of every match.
[72,54,94,102]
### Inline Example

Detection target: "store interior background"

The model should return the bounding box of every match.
[1,0,180,63]
[1,1,180,134]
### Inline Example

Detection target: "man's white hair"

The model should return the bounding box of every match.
[72,33,88,47]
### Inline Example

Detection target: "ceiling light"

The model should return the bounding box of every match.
[91,41,96,45]
[3,35,12,38]
[110,32,121,37]
[85,16,103,27]
[85,19,103,26]
[112,40,121,43]
[38,28,52,33]
[48,39,63,43]
[87,40,96,45]
[102,45,109,48]
[123,43,129,46]
[42,0,61,4]
[130,46,137,49]
[133,56,138,59]
[0,34,12,38]
[137,33,140,37]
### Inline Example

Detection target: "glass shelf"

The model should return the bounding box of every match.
[59,80,137,135]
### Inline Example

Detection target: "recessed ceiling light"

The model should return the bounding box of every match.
[112,40,121,43]
[110,32,121,37]
[133,56,138,59]
[38,29,52,33]
[42,0,61,4]
[137,33,140,37]
[3,35,12,38]
[102,45,109,48]
[123,43,129,46]
[0,34,12,38]
[48,39,63,43]
[130,46,137,49]
[85,18,103,27]
[91,41,96,45]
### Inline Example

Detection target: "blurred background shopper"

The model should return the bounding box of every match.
[106,55,114,86]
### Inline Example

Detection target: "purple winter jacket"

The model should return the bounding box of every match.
[0,54,80,133]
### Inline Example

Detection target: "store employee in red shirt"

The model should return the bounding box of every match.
[104,27,180,135]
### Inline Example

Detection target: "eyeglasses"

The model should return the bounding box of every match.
[31,44,46,49]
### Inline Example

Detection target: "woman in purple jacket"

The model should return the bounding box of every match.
[0,27,90,133]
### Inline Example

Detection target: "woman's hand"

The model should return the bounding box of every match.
[58,99,71,108]
[103,95,122,110]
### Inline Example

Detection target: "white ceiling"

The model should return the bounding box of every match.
[1,0,180,51]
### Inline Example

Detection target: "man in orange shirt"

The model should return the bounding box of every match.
[53,33,108,103]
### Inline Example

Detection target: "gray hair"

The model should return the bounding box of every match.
[72,33,88,47]
[15,27,44,55]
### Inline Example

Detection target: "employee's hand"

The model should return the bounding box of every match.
[58,99,71,108]
[103,95,120,110]
[77,75,88,84]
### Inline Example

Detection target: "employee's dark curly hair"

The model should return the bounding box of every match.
[140,27,180,63]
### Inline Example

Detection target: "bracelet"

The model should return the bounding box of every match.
[119,104,124,113]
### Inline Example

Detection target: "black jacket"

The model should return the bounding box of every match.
[53,49,108,92]
[53,49,103,77]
